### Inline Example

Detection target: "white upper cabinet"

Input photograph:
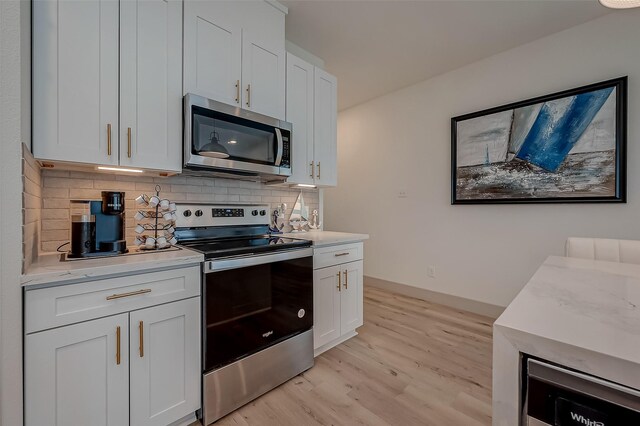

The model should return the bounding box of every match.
[33,0,183,173]
[286,54,338,187]
[120,0,183,172]
[313,68,338,186]
[33,0,119,165]
[184,0,286,120]
[286,53,315,185]
[183,1,242,107]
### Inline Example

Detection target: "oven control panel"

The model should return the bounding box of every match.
[175,204,270,228]
[212,208,244,218]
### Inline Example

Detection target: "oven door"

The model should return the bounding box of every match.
[184,93,291,177]
[203,248,313,372]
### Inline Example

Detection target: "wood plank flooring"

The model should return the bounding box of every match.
[210,284,494,426]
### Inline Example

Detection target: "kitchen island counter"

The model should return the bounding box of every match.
[493,255,640,425]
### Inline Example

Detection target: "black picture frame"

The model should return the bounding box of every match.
[451,77,627,204]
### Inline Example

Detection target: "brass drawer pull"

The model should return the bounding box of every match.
[139,321,144,358]
[343,270,348,289]
[116,326,121,365]
[107,123,112,156]
[106,288,152,301]
[337,271,341,291]
[127,127,132,158]
[334,252,350,257]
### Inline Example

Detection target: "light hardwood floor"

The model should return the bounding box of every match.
[211,284,494,426]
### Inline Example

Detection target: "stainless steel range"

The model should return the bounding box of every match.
[174,203,314,425]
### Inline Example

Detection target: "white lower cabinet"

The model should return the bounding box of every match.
[24,267,201,426]
[130,298,200,426]
[25,314,130,426]
[313,243,364,355]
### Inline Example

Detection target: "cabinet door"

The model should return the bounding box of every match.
[129,297,201,426]
[313,265,342,349]
[286,53,315,185]
[313,68,338,186]
[340,260,364,334]
[120,0,183,172]
[241,30,286,120]
[25,314,129,426]
[33,0,119,165]
[183,0,242,106]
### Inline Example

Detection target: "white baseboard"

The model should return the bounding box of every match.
[313,330,358,357]
[365,276,504,319]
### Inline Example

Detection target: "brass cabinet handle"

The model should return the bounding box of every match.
[139,321,144,358]
[310,162,314,178]
[337,271,341,292]
[334,252,349,257]
[235,80,240,104]
[246,84,251,107]
[116,326,121,365]
[127,127,132,158]
[317,162,321,179]
[107,123,112,156]
[106,288,151,301]
[343,270,348,289]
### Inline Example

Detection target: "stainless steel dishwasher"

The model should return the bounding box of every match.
[524,358,640,425]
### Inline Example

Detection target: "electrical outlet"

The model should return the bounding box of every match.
[397,191,408,198]
[427,266,435,278]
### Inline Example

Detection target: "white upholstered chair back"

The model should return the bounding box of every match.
[565,237,640,265]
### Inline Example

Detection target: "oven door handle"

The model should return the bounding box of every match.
[205,248,313,273]
[274,128,283,167]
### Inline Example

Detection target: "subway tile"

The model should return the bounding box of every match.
[41,169,70,178]
[42,240,67,252]
[68,189,103,199]
[184,193,215,202]
[239,195,262,203]
[42,187,70,199]
[45,177,94,189]
[42,208,69,220]
[43,198,70,209]
[42,219,69,230]
[23,193,41,209]
[156,176,186,185]
[94,180,136,190]
[42,229,69,241]
[201,186,228,195]
[227,188,252,196]
[23,209,41,224]
[171,184,202,193]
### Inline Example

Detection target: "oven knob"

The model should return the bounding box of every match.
[259,210,267,216]
[251,210,258,216]
[195,209,203,217]
[183,210,192,217]
[298,309,306,319]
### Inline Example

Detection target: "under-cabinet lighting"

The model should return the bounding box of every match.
[227,140,237,144]
[296,184,316,188]
[599,0,640,8]
[97,166,144,173]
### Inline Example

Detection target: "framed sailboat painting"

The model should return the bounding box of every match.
[451,77,627,204]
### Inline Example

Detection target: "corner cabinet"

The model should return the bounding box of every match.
[183,0,287,120]
[313,243,364,355]
[286,53,338,187]
[33,0,183,173]
[24,266,201,426]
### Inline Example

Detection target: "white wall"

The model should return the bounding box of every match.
[0,0,29,424]
[325,11,640,308]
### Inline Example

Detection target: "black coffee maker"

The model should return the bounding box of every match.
[68,191,127,258]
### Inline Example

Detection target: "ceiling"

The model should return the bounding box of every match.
[282,0,612,111]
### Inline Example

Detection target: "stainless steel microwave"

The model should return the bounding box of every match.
[183,94,292,182]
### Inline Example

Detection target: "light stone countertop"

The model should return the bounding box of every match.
[492,255,640,425]
[280,230,369,247]
[21,247,204,289]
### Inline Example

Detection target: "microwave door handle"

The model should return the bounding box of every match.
[274,128,283,166]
